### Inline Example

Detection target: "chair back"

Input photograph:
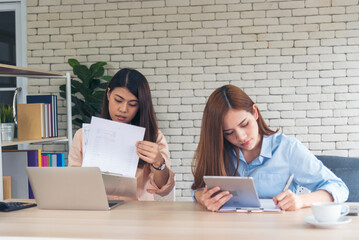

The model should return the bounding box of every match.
[316,155,359,202]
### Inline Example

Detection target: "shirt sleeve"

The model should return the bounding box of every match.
[68,129,83,167]
[288,138,349,203]
[147,130,175,197]
[191,187,205,202]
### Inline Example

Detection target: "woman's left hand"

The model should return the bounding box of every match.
[136,140,163,166]
[273,190,304,211]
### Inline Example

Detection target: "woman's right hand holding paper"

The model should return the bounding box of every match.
[195,186,233,212]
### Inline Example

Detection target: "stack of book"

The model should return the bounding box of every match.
[2,149,65,199]
[17,94,58,140]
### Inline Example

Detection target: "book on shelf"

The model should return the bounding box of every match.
[2,176,11,200]
[2,149,41,199]
[56,153,65,167]
[41,154,49,167]
[41,153,65,167]
[17,103,45,140]
[27,95,58,138]
[2,149,66,199]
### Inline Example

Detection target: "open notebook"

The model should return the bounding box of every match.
[204,176,281,212]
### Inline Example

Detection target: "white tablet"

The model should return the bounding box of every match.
[203,176,280,212]
[204,176,261,209]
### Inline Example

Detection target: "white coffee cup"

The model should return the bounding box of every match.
[311,202,350,223]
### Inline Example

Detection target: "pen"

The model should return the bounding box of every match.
[283,174,294,191]
[236,208,264,213]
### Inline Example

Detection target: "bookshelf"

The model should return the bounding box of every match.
[0,64,73,200]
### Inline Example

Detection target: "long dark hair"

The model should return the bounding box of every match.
[101,68,158,167]
[192,85,278,190]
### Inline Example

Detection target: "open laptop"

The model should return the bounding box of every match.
[26,167,136,211]
[204,176,280,212]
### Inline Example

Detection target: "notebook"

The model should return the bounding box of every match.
[26,167,136,210]
[203,176,281,212]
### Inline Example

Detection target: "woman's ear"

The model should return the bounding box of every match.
[107,88,111,101]
[252,104,259,120]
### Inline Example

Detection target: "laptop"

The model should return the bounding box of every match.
[203,176,281,212]
[26,167,136,211]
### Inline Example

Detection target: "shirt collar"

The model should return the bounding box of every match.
[260,134,273,159]
[234,135,273,164]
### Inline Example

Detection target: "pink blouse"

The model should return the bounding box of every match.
[68,128,175,201]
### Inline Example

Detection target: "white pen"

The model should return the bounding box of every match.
[283,174,294,191]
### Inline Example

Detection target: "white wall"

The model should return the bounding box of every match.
[26,0,359,201]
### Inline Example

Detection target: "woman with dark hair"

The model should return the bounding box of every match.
[192,85,348,211]
[69,68,175,200]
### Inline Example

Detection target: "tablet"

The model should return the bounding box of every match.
[204,176,262,210]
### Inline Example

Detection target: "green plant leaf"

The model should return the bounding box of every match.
[0,105,14,123]
[73,118,84,127]
[73,65,92,86]
[90,62,106,78]
[59,83,79,95]
[102,75,112,82]
[92,91,105,98]
[99,83,109,89]
[72,80,91,97]
[61,59,112,126]
[90,78,101,91]
[68,59,80,68]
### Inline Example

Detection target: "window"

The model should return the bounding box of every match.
[0,0,27,106]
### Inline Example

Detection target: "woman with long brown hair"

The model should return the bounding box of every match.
[69,68,175,200]
[192,85,348,211]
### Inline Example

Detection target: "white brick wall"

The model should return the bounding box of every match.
[27,0,359,201]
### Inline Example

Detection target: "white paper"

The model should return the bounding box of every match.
[259,199,281,212]
[82,123,91,159]
[82,117,145,178]
[219,199,281,212]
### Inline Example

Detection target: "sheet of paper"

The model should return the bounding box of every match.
[259,199,281,212]
[219,199,281,212]
[82,117,145,178]
[82,123,90,159]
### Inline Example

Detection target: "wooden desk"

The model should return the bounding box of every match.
[0,201,358,239]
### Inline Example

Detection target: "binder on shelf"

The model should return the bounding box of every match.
[17,103,44,140]
[27,95,58,137]
[3,149,41,199]
[2,151,29,199]
[56,153,65,167]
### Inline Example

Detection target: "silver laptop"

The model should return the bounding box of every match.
[26,167,136,211]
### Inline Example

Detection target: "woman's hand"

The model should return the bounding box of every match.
[136,140,163,167]
[195,186,233,212]
[273,190,304,211]
[273,189,333,211]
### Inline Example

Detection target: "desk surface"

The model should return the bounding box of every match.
[0,201,358,240]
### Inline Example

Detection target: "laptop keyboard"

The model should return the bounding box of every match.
[0,202,37,212]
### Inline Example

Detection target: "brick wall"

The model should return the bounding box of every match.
[27,0,359,201]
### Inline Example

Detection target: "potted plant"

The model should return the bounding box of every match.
[59,59,112,128]
[0,104,15,141]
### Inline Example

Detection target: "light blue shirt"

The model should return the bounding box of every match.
[192,133,349,203]
[227,133,348,203]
